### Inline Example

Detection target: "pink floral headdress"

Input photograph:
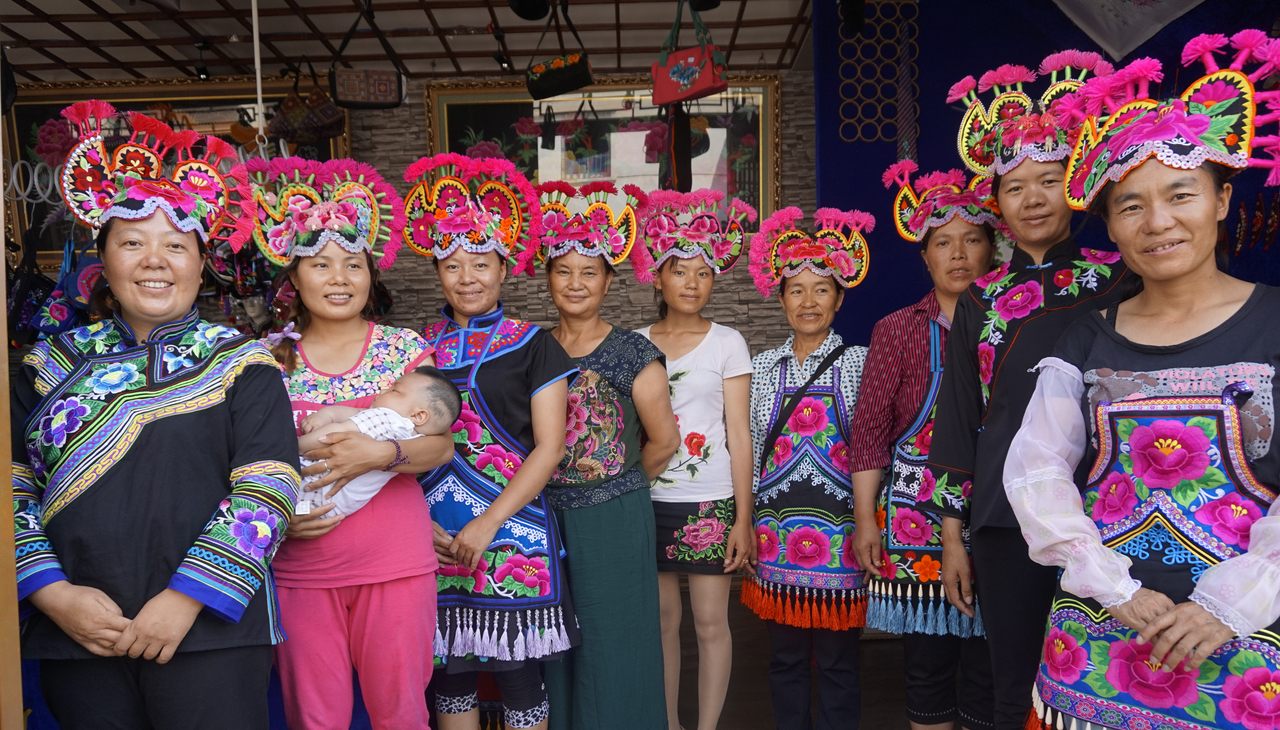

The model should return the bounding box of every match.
[59,100,243,243]
[950,50,1112,176]
[629,188,757,283]
[515,181,647,275]
[882,160,1002,243]
[230,157,406,269]
[401,154,542,272]
[1059,29,1280,210]
[747,207,873,298]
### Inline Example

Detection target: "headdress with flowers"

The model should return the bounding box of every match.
[401,153,542,271]
[59,100,244,243]
[881,159,1004,243]
[629,188,757,283]
[950,50,1114,177]
[747,207,873,298]
[517,181,648,274]
[1056,30,1280,211]
[229,157,405,269]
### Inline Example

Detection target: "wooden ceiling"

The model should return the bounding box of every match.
[1,0,812,82]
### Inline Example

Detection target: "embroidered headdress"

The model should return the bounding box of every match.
[230,157,406,269]
[950,50,1114,176]
[517,181,647,274]
[748,207,873,298]
[881,160,1002,242]
[628,188,757,283]
[401,153,542,271]
[1057,30,1280,210]
[59,100,243,243]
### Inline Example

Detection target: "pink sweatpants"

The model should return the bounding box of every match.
[274,573,437,730]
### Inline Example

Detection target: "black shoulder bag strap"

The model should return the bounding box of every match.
[760,344,850,471]
[332,0,406,77]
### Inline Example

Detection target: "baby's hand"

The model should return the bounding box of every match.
[300,412,331,434]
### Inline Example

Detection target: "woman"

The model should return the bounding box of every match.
[1007,38,1280,730]
[528,181,678,730]
[850,163,998,730]
[630,189,757,730]
[404,154,577,730]
[925,51,1131,729]
[743,206,873,730]
[240,157,454,729]
[15,102,297,728]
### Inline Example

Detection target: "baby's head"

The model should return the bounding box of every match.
[371,366,462,436]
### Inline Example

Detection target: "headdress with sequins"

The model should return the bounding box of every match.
[881,160,1003,243]
[1054,30,1280,211]
[401,153,542,272]
[747,207,873,298]
[229,157,406,269]
[628,189,757,283]
[949,50,1114,176]
[59,100,243,244]
[516,181,648,275]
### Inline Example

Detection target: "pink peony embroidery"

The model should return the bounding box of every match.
[683,517,728,553]
[891,508,935,546]
[1107,101,1211,159]
[917,469,937,503]
[1043,628,1089,684]
[993,281,1044,321]
[475,444,523,481]
[1196,492,1263,548]
[841,531,860,569]
[787,396,830,437]
[451,402,483,443]
[1082,248,1123,265]
[1128,419,1211,490]
[913,422,933,455]
[1106,638,1200,709]
[494,553,551,596]
[440,558,490,593]
[975,262,1010,289]
[1222,666,1280,729]
[784,525,832,568]
[565,391,590,445]
[1189,79,1241,108]
[1092,472,1140,524]
[1054,269,1076,288]
[756,524,781,563]
[961,480,973,499]
[978,342,996,385]
[772,436,794,467]
[829,440,851,474]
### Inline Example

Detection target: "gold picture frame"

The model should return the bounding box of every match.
[3,74,351,270]
[422,74,781,219]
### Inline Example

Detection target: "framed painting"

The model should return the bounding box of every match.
[2,75,351,269]
[423,74,781,220]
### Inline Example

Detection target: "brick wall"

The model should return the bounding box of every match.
[352,62,816,356]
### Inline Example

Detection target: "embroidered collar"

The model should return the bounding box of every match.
[765,329,844,368]
[440,303,506,332]
[112,307,200,346]
[1009,236,1078,270]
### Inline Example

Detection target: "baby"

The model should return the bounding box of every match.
[297,365,461,517]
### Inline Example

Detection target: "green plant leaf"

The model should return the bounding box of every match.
[1229,649,1268,676]
[1135,479,1149,500]
[1063,620,1087,645]
[1118,452,1134,473]
[1197,659,1222,684]
[1172,480,1201,508]
[1083,669,1119,698]
[1186,691,1217,723]
[1187,416,1218,440]
[1088,638,1111,671]
[1083,492,1099,515]
[687,464,700,480]
[1193,466,1228,491]
[813,431,829,448]
[1117,419,1139,443]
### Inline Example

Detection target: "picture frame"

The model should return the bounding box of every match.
[422,74,782,220]
[2,74,351,270]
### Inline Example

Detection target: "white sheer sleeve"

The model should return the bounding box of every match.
[1191,501,1280,637]
[1003,357,1141,608]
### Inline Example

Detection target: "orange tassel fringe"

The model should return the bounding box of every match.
[740,578,867,629]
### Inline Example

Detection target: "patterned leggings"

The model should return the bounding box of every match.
[434,666,549,729]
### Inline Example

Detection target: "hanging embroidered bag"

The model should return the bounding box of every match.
[7,228,57,347]
[268,58,345,144]
[329,0,406,110]
[526,1,594,101]
[651,0,728,107]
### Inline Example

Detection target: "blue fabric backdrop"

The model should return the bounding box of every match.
[816,0,1280,345]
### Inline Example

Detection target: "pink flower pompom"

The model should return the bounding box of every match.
[1039,51,1067,74]
[1049,91,1089,129]
[578,180,617,197]
[1230,29,1270,69]
[1182,33,1229,71]
[1117,57,1163,84]
[946,76,976,103]
[813,208,851,231]
[1079,74,1121,116]
[537,180,578,199]
[991,64,1036,87]
[748,227,779,298]
[728,197,758,223]
[915,169,966,192]
[882,158,919,189]
[848,210,875,233]
[977,69,1000,93]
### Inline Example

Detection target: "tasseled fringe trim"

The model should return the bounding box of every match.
[740,577,867,629]
[436,606,573,662]
[1028,687,1100,730]
[864,580,985,638]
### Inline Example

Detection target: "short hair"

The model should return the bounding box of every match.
[411,365,462,425]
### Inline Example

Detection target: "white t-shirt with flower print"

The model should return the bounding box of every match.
[639,322,754,503]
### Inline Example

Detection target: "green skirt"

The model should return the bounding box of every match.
[546,483,666,730]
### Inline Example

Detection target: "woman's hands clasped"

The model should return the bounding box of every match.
[29,581,204,664]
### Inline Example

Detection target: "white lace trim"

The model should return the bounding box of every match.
[1004,465,1076,493]
[505,699,550,729]
[1095,576,1142,608]
[1191,588,1256,637]
[435,691,478,715]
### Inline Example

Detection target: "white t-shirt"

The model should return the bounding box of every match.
[639,322,754,502]
[298,407,420,517]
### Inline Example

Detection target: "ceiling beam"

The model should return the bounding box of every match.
[214,0,293,70]
[74,0,196,77]
[1,24,91,80]
[282,0,351,69]
[723,0,747,64]
[413,0,464,73]
[776,0,810,67]
[7,0,144,79]
[615,1,622,70]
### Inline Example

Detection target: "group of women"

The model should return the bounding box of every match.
[13,26,1280,730]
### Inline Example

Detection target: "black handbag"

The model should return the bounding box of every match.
[526,0,594,101]
[329,0,406,110]
[7,227,58,348]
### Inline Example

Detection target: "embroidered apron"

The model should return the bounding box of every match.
[1033,386,1280,730]
[743,360,867,629]
[866,321,984,637]
[423,320,573,665]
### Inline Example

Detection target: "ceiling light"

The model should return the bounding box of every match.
[493,51,512,71]
[195,61,210,80]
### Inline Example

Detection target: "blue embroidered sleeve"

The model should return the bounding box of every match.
[170,362,300,622]
[12,361,68,613]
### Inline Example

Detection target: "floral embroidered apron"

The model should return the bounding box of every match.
[866,320,983,637]
[1033,386,1280,730]
[743,362,866,629]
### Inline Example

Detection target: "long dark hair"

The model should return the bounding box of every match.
[271,252,381,374]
